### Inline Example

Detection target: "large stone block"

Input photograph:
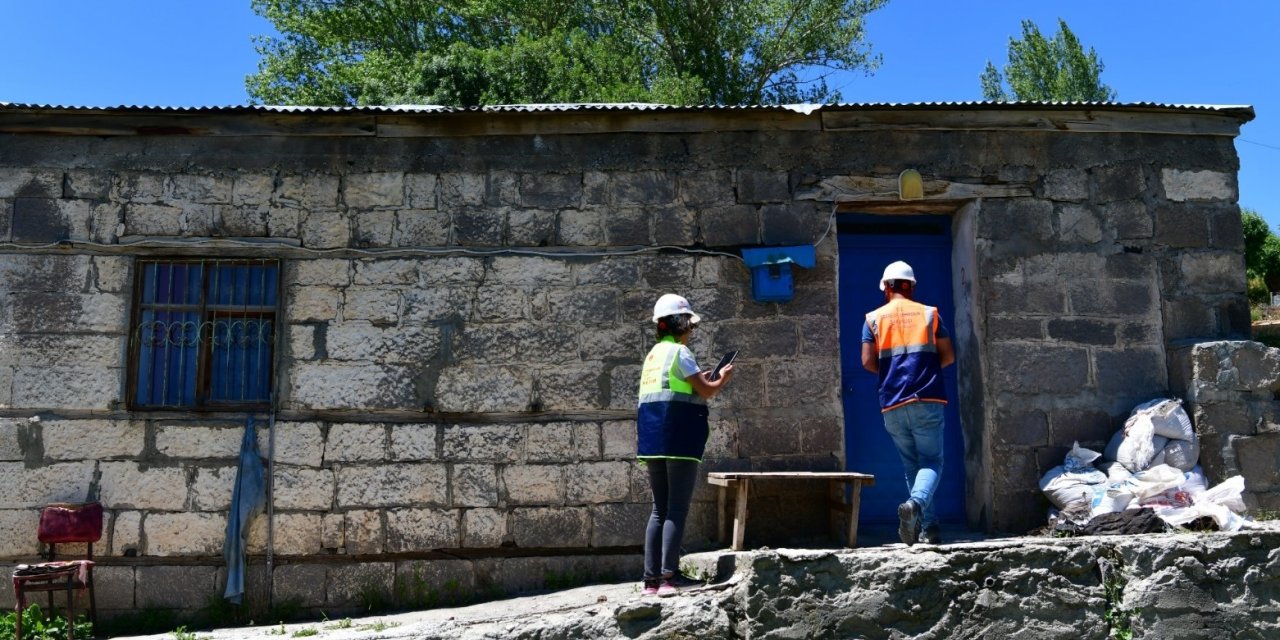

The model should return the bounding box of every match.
[114,172,167,202]
[260,421,324,467]
[762,359,839,408]
[736,169,789,203]
[507,209,557,246]
[713,319,800,358]
[273,466,336,510]
[471,286,529,322]
[325,562,394,610]
[1178,251,1246,292]
[738,415,800,456]
[989,343,1089,395]
[122,202,184,236]
[345,172,404,209]
[386,508,460,551]
[61,170,110,200]
[273,564,328,608]
[390,423,439,461]
[146,512,225,556]
[42,419,143,460]
[502,465,565,505]
[0,509,39,556]
[405,173,438,209]
[1047,318,1118,346]
[137,565,218,609]
[1067,281,1156,317]
[761,202,825,245]
[977,199,1055,243]
[1104,199,1154,240]
[325,423,388,462]
[524,423,575,463]
[401,287,475,323]
[1162,168,1236,202]
[247,512,323,555]
[287,285,341,322]
[289,362,417,410]
[394,208,451,246]
[678,170,735,207]
[171,174,232,204]
[1050,409,1114,446]
[232,172,274,206]
[1042,169,1089,202]
[557,207,606,246]
[613,171,675,204]
[156,424,240,459]
[434,365,534,413]
[601,420,636,459]
[487,256,573,286]
[520,173,582,208]
[1092,165,1146,203]
[994,408,1049,447]
[0,462,94,508]
[1056,204,1103,244]
[0,419,25,461]
[9,291,126,333]
[0,168,62,198]
[190,466,237,510]
[1154,202,1213,248]
[353,209,396,247]
[336,463,447,507]
[276,173,340,209]
[110,510,142,556]
[452,463,498,507]
[93,565,136,610]
[461,508,507,547]
[300,208,351,248]
[343,509,383,555]
[589,502,648,547]
[508,507,590,547]
[1095,347,1168,402]
[293,259,352,286]
[435,172,483,209]
[565,462,631,504]
[98,462,187,510]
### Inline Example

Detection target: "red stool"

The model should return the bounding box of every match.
[12,503,103,640]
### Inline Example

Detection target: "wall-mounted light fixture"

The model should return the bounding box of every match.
[898,169,924,201]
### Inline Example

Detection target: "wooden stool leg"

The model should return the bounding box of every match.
[67,581,76,640]
[14,580,24,640]
[847,480,864,548]
[732,479,749,551]
[717,485,727,545]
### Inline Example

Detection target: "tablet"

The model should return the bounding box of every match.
[707,350,737,381]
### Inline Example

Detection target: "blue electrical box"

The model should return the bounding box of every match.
[741,245,817,303]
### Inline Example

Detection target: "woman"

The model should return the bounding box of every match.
[636,293,733,597]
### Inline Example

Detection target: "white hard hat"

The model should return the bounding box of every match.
[652,293,701,324]
[879,261,916,291]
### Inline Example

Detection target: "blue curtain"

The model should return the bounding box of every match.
[224,416,266,604]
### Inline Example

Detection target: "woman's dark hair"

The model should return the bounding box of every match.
[656,314,695,340]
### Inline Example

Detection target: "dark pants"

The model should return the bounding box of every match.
[643,458,700,579]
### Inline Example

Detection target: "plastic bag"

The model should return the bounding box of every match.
[1089,485,1135,516]
[1115,464,1185,500]
[1113,415,1159,472]
[1200,476,1247,512]
[1064,441,1102,472]
[1133,398,1195,441]
[1098,460,1132,484]
[1154,438,1200,472]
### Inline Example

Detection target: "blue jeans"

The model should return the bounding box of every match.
[882,401,944,527]
[644,458,700,579]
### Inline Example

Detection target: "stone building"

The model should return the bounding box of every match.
[0,101,1259,616]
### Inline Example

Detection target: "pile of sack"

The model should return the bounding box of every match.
[1039,398,1248,533]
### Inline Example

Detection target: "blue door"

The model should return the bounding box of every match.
[838,215,965,525]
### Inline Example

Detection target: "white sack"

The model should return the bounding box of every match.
[1153,438,1200,472]
[1040,465,1108,510]
[1115,464,1185,500]
[1130,398,1196,442]
[1098,460,1133,484]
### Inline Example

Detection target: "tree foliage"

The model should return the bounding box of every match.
[980,18,1116,102]
[247,0,889,107]
[1242,209,1280,300]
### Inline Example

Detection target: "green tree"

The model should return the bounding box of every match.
[247,0,888,107]
[980,18,1116,102]
[1242,209,1280,301]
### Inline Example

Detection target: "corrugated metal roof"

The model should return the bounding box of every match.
[0,100,1256,120]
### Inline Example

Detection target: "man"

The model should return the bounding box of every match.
[861,260,955,545]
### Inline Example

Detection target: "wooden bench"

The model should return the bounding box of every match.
[706,471,876,551]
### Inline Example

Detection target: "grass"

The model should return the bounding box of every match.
[0,605,92,640]
[291,629,319,637]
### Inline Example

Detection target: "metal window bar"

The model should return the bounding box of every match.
[131,258,279,409]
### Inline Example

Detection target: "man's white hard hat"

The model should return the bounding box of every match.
[879,261,916,291]
[652,293,701,324]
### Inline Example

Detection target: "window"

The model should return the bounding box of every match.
[130,259,280,409]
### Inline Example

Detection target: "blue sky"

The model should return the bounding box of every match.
[2,1,1277,227]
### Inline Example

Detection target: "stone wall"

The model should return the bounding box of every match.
[0,104,1253,614]
[1173,340,1280,510]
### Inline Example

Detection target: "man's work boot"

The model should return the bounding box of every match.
[897,500,921,545]
[919,524,942,545]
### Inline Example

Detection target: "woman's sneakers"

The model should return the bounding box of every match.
[642,578,660,596]
[897,499,922,545]
[645,572,705,597]
[657,580,679,598]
